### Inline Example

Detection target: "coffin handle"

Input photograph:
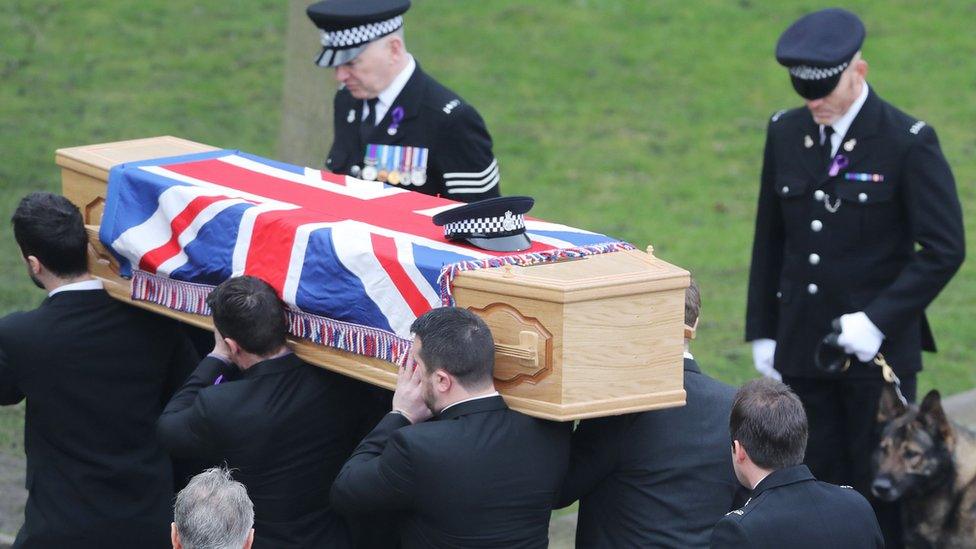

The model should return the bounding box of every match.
[494,331,539,369]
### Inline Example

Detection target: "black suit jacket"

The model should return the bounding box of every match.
[157,354,378,549]
[327,62,501,202]
[331,395,571,549]
[746,87,965,377]
[710,465,883,548]
[0,289,197,549]
[558,358,743,548]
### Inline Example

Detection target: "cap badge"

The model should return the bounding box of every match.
[804,135,814,148]
[502,211,517,231]
[843,138,856,152]
[347,109,356,123]
[387,106,405,136]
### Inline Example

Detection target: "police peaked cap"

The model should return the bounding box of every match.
[776,8,866,100]
[433,196,535,252]
[307,0,411,68]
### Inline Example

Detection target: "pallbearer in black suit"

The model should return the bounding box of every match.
[558,279,743,548]
[331,307,570,549]
[157,276,380,549]
[307,0,502,202]
[745,8,964,546]
[0,193,198,549]
[710,379,883,549]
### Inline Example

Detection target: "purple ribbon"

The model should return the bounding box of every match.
[213,374,224,385]
[828,154,849,177]
[388,106,405,134]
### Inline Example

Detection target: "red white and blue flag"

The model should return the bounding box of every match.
[100,150,629,360]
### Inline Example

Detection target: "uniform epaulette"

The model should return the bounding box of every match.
[771,109,788,122]
[840,485,854,489]
[726,508,745,516]
[909,120,926,135]
[442,99,462,115]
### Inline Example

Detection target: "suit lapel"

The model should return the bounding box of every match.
[795,114,825,182]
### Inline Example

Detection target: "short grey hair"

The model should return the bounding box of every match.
[174,467,254,549]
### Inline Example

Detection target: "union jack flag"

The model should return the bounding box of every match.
[99,150,628,358]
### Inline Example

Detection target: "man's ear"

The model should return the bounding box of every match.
[243,528,255,549]
[434,369,452,393]
[171,523,181,549]
[225,337,242,357]
[25,255,42,276]
[732,440,747,463]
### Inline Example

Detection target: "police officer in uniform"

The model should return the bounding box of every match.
[745,9,965,547]
[711,379,883,549]
[307,0,501,202]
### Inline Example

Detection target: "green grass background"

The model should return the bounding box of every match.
[1,0,974,454]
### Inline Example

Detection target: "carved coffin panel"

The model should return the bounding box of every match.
[468,303,553,389]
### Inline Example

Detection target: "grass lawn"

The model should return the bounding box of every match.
[1,0,975,455]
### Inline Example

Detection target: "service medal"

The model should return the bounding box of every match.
[411,168,427,186]
[387,170,401,185]
[361,166,378,181]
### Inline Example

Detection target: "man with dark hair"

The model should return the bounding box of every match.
[0,192,198,548]
[557,279,743,548]
[158,275,377,548]
[330,306,570,548]
[711,378,883,548]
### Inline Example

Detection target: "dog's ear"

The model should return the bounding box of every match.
[877,382,907,424]
[919,390,954,444]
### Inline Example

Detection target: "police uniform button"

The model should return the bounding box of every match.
[807,283,819,295]
[811,219,823,232]
[858,192,868,202]
[814,189,825,201]
[776,291,783,299]
[782,186,790,194]
[809,253,820,265]
[349,165,361,178]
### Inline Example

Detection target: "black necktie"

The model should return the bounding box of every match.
[360,98,378,144]
[821,125,835,164]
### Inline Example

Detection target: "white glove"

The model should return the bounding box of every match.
[837,312,885,362]
[752,339,781,381]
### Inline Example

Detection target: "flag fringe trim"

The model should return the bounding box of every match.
[130,241,632,365]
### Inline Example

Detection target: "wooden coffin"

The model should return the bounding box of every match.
[56,136,689,421]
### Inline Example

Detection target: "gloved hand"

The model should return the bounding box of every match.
[837,312,884,362]
[751,339,781,381]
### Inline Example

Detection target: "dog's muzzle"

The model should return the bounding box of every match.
[871,476,900,502]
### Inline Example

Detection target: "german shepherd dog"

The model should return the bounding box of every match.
[872,385,976,548]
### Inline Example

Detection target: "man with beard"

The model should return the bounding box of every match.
[0,192,198,548]
[330,307,570,548]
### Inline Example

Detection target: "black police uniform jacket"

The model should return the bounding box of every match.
[557,358,744,548]
[0,289,198,549]
[745,87,964,378]
[326,62,501,203]
[330,395,571,549]
[710,465,883,548]
[157,354,380,549]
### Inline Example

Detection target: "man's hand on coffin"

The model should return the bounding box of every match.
[751,338,781,381]
[392,358,433,424]
[210,330,233,363]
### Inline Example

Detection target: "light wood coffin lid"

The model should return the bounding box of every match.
[56,136,688,421]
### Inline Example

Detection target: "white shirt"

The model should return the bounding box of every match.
[439,390,500,414]
[683,350,694,360]
[363,55,416,125]
[48,278,103,297]
[822,82,870,157]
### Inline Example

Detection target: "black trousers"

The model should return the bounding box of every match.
[783,373,917,549]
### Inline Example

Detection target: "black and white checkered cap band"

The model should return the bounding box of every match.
[789,62,849,81]
[444,213,525,237]
[321,16,403,49]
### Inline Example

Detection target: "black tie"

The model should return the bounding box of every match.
[360,98,378,144]
[821,125,835,164]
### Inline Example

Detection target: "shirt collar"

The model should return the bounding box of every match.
[439,390,500,415]
[826,81,869,141]
[683,350,694,360]
[374,54,416,116]
[48,278,103,297]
